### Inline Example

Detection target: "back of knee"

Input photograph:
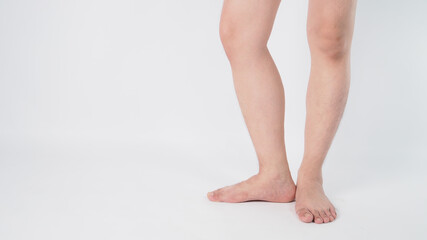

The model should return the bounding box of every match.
[307,25,351,60]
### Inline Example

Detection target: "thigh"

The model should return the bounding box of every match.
[220,0,281,47]
[307,0,357,38]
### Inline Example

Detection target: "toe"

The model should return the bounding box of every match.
[327,208,335,221]
[320,210,330,223]
[313,210,323,224]
[297,208,314,223]
[331,207,337,218]
[207,190,220,202]
[207,191,215,201]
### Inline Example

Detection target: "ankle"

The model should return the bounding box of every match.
[297,167,323,185]
[257,168,294,183]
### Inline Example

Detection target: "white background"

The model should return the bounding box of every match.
[1,0,426,239]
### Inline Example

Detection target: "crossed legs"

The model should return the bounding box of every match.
[207,0,357,224]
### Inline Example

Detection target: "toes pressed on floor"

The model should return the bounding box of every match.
[315,217,323,224]
[312,210,323,224]
[209,192,337,224]
[296,208,336,224]
[328,209,335,221]
[331,208,337,218]
[207,191,218,201]
[320,211,330,223]
[297,208,314,223]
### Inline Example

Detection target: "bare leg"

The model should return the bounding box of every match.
[295,0,357,223]
[207,0,296,203]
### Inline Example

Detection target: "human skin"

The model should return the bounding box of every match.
[207,0,357,224]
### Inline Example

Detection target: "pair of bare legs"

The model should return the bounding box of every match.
[207,0,357,224]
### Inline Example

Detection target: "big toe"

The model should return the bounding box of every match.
[207,191,216,201]
[207,190,222,202]
[297,209,314,223]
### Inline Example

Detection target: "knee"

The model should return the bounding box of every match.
[219,19,265,63]
[218,21,233,57]
[307,23,351,60]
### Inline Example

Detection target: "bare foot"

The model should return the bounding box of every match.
[207,173,296,203]
[295,177,337,224]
